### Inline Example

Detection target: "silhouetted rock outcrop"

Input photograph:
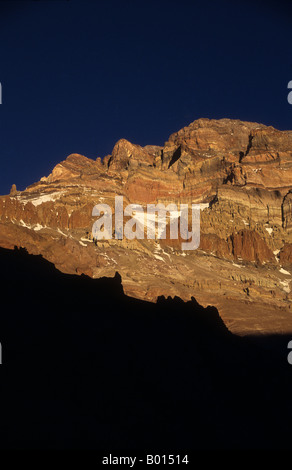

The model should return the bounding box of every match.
[0,247,292,449]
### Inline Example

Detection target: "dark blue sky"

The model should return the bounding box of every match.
[0,0,292,194]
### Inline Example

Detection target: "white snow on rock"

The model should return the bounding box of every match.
[232,262,242,268]
[19,220,30,228]
[153,254,165,262]
[154,243,171,259]
[280,280,291,293]
[279,268,291,275]
[33,223,45,231]
[99,253,117,265]
[18,220,47,231]
[57,228,68,237]
[19,191,64,207]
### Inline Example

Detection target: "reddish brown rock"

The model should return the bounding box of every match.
[109,139,155,171]
[1,117,292,335]
[229,230,274,264]
[279,244,292,267]
[10,184,17,196]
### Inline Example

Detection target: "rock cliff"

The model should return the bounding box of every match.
[1,118,292,335]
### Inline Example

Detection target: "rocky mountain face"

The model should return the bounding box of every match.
[1,118,292,335]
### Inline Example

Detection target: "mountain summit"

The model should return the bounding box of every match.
[1,118,292,335]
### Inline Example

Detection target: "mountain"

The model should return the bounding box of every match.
[1,118,292,335]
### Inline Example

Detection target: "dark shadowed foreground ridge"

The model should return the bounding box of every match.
[0,247,292,449]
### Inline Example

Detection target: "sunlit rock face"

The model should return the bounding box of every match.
[1,118,292,335]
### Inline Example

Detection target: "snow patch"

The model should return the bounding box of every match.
[280,280,291,293]
[100,253,117,264]
[33,223,44,231]
[19,191,64,207]
[19,220,30,228]
[18,220,47,231]
[154,254,165,262]
[279,268,291,275]
[154,243,171,259]
[57,228,68,237]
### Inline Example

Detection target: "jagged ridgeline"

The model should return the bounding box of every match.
[1,118,292,335]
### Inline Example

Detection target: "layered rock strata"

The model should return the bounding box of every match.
[1,118,292,335]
